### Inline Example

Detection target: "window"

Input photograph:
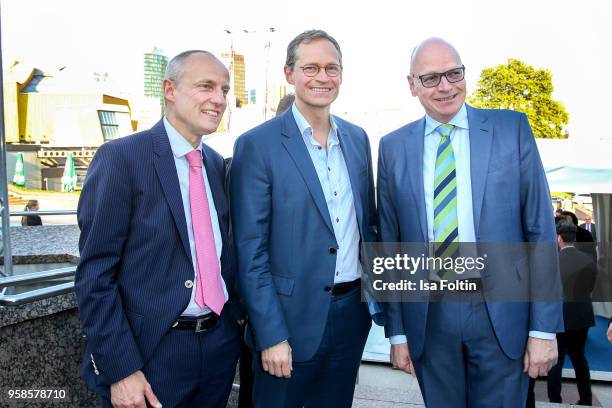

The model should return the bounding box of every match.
[98,111,119,140]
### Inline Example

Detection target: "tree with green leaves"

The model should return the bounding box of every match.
[468,59,569,139]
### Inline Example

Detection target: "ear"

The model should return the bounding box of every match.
[284,65,295,85]
[163,79,176,103]
[407,75,418,97]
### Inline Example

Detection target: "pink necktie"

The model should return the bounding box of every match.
[186,150,224,315]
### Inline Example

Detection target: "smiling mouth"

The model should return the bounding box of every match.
[435,94,457,102]
[310,87,332,93]
[202,110,219,117]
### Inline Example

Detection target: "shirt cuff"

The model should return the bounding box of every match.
[529,331,556,340]
[389,335,407,345]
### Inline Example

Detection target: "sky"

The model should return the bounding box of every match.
[2,0,612,146]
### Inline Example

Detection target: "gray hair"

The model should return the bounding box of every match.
[285,30,342,69]
[164,50,216,82]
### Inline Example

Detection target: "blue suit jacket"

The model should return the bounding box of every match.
[230,109,378,362]
[377,105,563,360]
[75,120,240,397]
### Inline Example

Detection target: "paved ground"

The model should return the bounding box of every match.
[352,363,612,407]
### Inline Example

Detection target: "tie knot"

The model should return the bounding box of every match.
[186,150,202,168]
[436,124,455,138]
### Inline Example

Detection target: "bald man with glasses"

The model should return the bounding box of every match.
[377,38,563,407]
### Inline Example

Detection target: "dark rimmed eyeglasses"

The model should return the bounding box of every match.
[298,64,343,77]
[412,66,465,88]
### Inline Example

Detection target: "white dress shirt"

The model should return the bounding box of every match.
[292,103,362,284]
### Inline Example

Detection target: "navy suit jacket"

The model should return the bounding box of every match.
[230,109,377,362]
[377,105,563,360]
[75,120,240,397]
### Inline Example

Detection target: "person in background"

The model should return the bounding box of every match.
[562,211,596,261]
[579,216,597,242]
[21,200,42,226]
[546,218,595,406]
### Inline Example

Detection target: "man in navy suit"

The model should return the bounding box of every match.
[377,38,563,407]
[230,30,377,407]
[76,50,241,408]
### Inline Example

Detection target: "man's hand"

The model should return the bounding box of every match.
[390,343,415,376]
[261,341,292,378]
[607,322,612,344]
[523,337,558,379]
[110,370,162,408]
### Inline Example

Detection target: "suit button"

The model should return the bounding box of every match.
[185,280,194,289]
[329,247,337,254]
[324,286,332,292]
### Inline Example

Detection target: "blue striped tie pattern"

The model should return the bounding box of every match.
[433,124,459,279]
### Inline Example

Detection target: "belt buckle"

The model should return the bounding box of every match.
[195,318,208,333]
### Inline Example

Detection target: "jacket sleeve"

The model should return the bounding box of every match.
[517,113,564,333]
[230,135,290,350]
[376,138,405,337]
[75,142,144,385]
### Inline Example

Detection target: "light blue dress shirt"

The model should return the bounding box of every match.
[163,117,228,317]
[389,104,553,345]
[292,104,362,284]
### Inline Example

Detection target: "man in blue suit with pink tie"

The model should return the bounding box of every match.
[76,50,241,408]
[377,38,564,407]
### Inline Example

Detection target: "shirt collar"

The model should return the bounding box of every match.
[424,103,469,137]
[291,103,339,146]
[163,116,203,158]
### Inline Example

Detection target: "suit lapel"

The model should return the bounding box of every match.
[201,147,226,234]
[467,105,493,235]
[406,118,429,242]
[337,125,365,235]
[280,111,335,235]
[152,120,192,260]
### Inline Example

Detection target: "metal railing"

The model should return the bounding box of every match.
[9,209,77,217]
[1,210,78,306]
[0,266,76,305]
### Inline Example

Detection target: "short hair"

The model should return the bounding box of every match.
[275,93,295,116]
[556,218,577,243]
[561,211,579,225]
[285,30,342,69]
[164,50,215,82]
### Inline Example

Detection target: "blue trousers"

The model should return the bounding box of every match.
[101,311,240,408]
[252,287,371,408]
[413,298,529,408]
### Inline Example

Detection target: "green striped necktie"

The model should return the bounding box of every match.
[433,124,459,279]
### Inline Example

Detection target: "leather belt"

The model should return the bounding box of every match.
[332,278,361,296]
[172,313,219,332]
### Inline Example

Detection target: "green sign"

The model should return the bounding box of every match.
[12,153,25,187]
[61,153,77,192]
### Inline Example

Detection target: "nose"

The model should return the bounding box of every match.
[211,88,227,106]
[437,75,452,91]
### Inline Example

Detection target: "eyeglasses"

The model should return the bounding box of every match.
[298,64,342,77]
[413,66,465,88]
